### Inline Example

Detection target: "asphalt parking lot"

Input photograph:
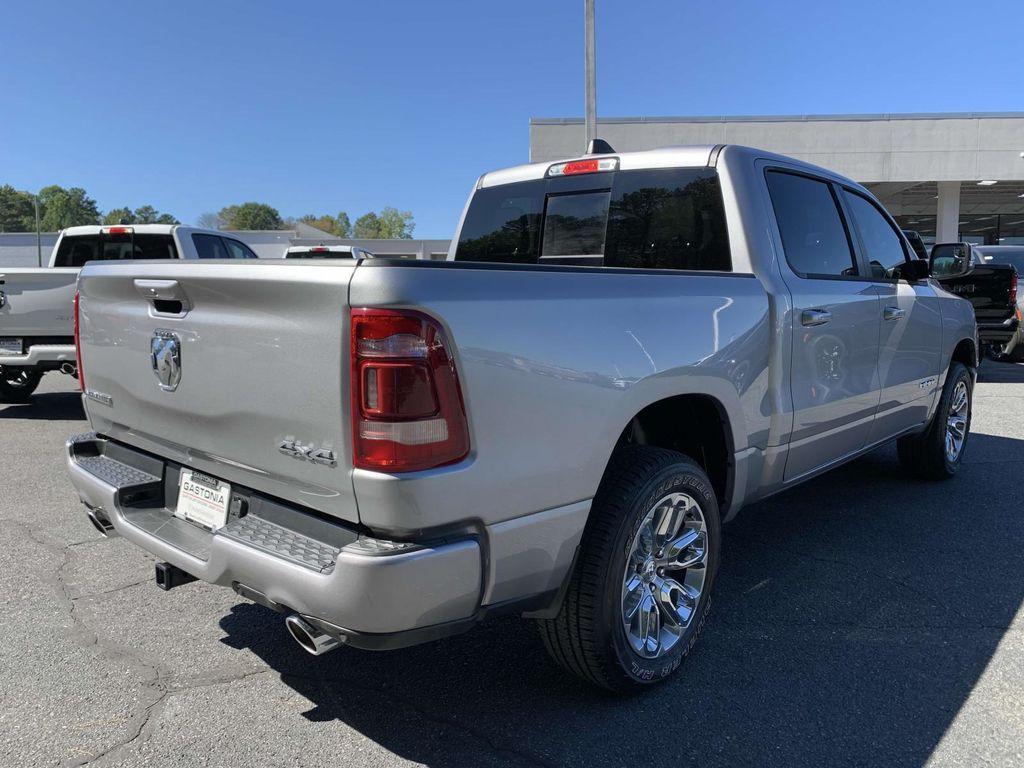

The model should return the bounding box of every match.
[2,367,1022,768]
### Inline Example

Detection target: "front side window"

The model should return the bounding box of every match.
[454,167,732,272]
[842,190,908,279]
[766,171,857,278]
[53,234,177,266]
[192,233,229,259]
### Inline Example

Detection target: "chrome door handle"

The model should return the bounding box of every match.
[883,306,906,321]
[801,309,832,327]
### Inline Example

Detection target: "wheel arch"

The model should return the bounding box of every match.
[608,393,736,516]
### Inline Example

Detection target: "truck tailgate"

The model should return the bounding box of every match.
[0,268,79,336]
[938,263,1017,322]
[77,260,359,522]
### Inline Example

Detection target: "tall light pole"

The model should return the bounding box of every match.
[584,0,597,150]
[34,195,42,267]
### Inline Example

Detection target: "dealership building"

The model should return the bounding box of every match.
[530,112,1024,247]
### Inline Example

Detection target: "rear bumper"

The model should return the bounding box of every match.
[66,433,483,647]
[0,343,76,367]
[977,316,1018,344]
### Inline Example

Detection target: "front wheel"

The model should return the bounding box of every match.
[537,446,721,692]
[897,362,972,479]
[0,367,43,403]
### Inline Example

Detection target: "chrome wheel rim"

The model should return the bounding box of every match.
[621,492,708,659]
[945,380,969,462]
[2,369,33,389]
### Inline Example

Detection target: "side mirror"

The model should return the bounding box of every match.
[929,242,972,280]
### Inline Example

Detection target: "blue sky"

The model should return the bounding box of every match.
[2,0,1022,237]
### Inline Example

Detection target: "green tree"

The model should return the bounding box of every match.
[219,202,283,230]
[376,207,414,239]
[352,208,414,239]
[132,205,178,224]
[103,207,134,225]
[102,204,179,226]
[353,211,380,239]
[298,211,352,237]
[0,185,36,232]
[38,185,100,230]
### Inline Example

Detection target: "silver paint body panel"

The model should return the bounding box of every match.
[69,145,977,639]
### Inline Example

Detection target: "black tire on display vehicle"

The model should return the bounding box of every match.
[897,362,973,480]
[0,367,44,403]
[538,446,720,692]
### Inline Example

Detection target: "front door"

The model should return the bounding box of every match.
[839,188,943,440]
[765,170,882,481]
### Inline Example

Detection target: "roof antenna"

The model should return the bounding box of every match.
[586,138,615,155]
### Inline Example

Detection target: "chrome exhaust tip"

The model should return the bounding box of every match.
[60,362,78,376]
[85,505,117,538]
[285,614,340,656]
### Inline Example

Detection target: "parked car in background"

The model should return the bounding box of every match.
[67,144,977,692]
[283,244,374,259]
[974,245,1024,360]
[930,241,1018,356]
[0,225,257,402]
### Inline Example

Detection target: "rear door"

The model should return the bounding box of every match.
[77,260,359,522]
[765,169,882,481]
[840,188,942,439]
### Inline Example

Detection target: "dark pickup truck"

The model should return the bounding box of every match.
[931,242,1018,351]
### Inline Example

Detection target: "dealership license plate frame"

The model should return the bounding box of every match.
[175,469,231,531]
[0,338,24,355]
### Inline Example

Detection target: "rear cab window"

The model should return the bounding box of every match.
[454,167,732,272]
[53,233,178,267]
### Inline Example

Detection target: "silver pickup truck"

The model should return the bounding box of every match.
[0,224,258,401]
[66,144,977,692]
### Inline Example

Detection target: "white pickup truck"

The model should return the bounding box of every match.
[0,224,258,401]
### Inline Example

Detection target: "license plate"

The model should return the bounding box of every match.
[0,338,23,355]
[175,469,231,531]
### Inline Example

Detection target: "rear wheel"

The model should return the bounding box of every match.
[0,367,43,403]
[897,362,972,479]
[538,446,720,692]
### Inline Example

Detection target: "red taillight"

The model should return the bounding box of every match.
[350,308,469,472]
[1010,272,1018,307]
[73,291,85,391]
[311,246,329,252]
[101,226,133,235]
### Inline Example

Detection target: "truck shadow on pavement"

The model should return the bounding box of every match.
[219,422,1024,767]
[0,391,85,421]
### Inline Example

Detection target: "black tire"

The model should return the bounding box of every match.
[0,367,43,403]
[897,362,973,480]
[537,446,721,692]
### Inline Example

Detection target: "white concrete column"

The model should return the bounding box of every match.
[936,181,961,243]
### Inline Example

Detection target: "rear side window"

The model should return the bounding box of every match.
[192,234,229,259]
[766,171,857,278]
[53,234,177,267]
[455,168,732,272]
[842,190,908,279]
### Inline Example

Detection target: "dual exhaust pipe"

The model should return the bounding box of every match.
[285,614,340,656]
[85,505,117,538]
[83,505,339,656]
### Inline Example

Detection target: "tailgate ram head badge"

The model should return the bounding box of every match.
[151,330,182,391]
